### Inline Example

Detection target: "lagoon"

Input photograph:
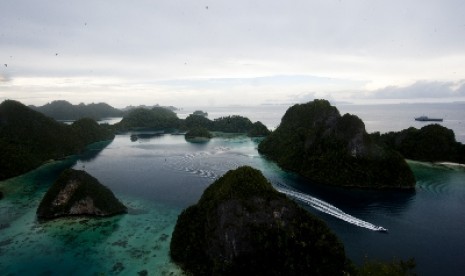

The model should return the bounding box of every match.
[1,103,465,275]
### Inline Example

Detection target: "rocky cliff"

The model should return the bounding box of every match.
[258,100,415,189]
[170,166,347,275]
[37,169,127,219]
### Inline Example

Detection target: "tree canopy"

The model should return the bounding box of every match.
[258,100,415,189]
[0,100,114,180]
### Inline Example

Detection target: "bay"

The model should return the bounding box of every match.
[1,102,465,275]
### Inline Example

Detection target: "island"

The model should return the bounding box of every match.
[185,127,212,142]
[373,124,465,164]
[0,100,115,181]
[170,166,348,275]
[258,100,415,189]
[37,169,127,219]
[116,106,271,137]
[30,100,123,121]
[192,110,208,117]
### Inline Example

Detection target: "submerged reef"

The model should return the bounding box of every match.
[170,166,348,275]
[37,169,127,219]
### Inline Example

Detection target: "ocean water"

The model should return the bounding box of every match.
[1,103,465,275]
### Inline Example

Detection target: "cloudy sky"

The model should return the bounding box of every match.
[1,0,465,107]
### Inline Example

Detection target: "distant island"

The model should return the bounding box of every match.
[37,169,127,219]
[373,124,465,164]
[30,100,180,121]
[192,110,208,117]
[30,100,123,121]
[0,100,114,181]
[170,166,348,275]
[116,107,271,137]
[258,99,415,189]
[185,127,212,142]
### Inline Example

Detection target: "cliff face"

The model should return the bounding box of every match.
[170,166,347,276]
[37,169,127,219]
[258,100,415,189]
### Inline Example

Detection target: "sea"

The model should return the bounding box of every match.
[1,102,464,275]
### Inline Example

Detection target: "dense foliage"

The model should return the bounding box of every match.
[212,115,254,133]
[37,169,127,219]
[115,107,181,131]
[31,100,123,121]
[170,166,348,275]
[357,258,416,276]
[184,114,270,136]
[247,121,271,137]
[0,100,115,180]
[192,110,208,117]
[185,127,212,139]
[373,124,465,163]
[184,114,213,129]
[258,99,415,189]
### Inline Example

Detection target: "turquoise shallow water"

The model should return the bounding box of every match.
[2,102,465,275]
[2,133,465,275]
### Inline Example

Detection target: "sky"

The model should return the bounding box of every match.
[1,0,465,107]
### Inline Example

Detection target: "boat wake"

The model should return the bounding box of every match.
[275,183,387,232]
[163,147,239,180]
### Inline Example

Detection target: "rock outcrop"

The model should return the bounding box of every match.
[37,169,127,219]
[170,166,347,275]
[258,99,415,189]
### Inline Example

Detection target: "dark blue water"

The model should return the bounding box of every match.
[1,103,465,275]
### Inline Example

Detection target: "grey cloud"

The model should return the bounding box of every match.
[371,81,465,99]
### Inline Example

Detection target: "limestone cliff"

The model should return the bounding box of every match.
[37,169,127,219]
[170,166,347,275]
[258,99,415,189]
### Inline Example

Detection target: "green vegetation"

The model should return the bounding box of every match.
[117,108,270,137]
[185,127,212,140]
[184,114,213,130]
[373,124,465,164]
[31,100,123,121]
[0,100,115,181]
[114,107,181,131]
[185,114,271,136]
[247,121,270,137]
[37,169,127,219]
[170,166,348,275]
[357,258,416,276]
[212,115,254,133]
[192,110,208,117]
[258,99,415,189]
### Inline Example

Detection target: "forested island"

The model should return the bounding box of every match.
[372,124,465,164]
[116,107,270,137]
[170,166,348,275]
[30,100,123,121]
[185,127,212,142]
[171,166,416,275]
[0,100,114,181]
[258,100,415,189]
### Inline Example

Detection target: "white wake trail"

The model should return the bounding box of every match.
[277,187,388,232]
